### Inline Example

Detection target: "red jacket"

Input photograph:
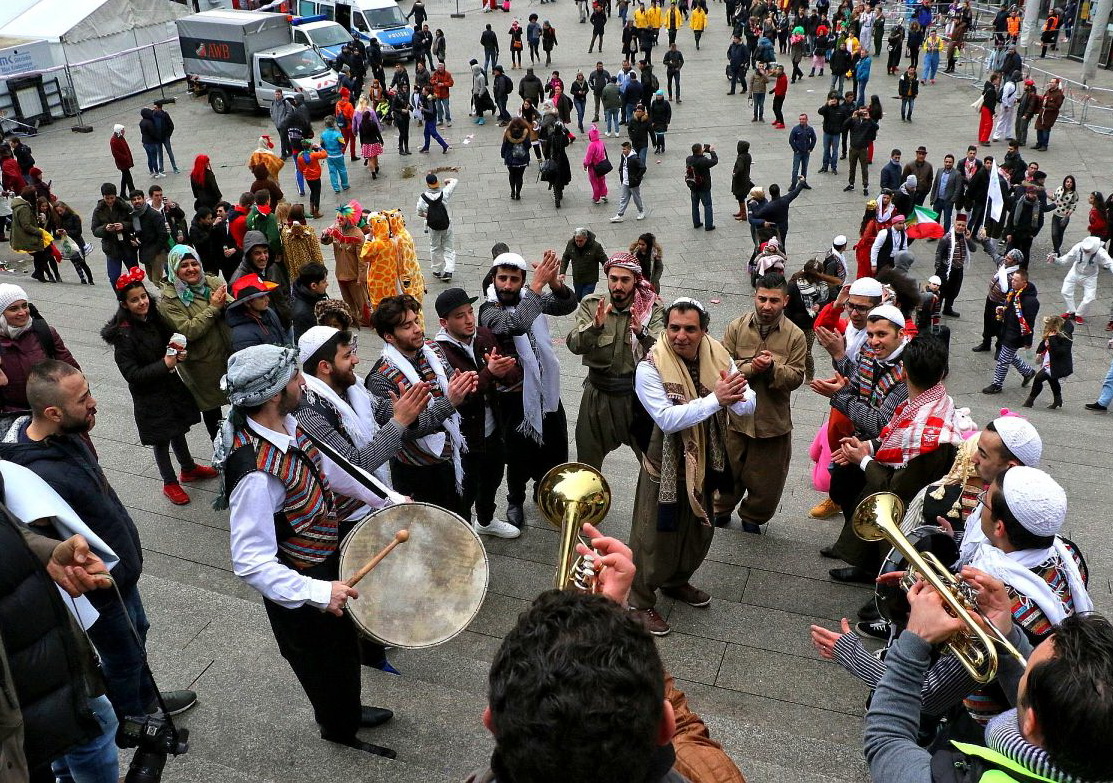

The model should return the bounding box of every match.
[1089,207,1109,239]
[110,134,133,171]
[773,73,789,97]
[0,158,22,192]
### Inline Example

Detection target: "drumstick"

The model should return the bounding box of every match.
[345,530,410,588]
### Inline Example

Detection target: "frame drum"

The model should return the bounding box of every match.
[339,502,489,649]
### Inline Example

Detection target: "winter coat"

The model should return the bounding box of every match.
[157,275,231,411]
[1000,282,1039,349]
[560,230,608,284]
[648,97,672,132]
[8,197,44,254]
[189,218,229,276]
[628,114,651,149]
[138,109,159,145]
[0,320,79,412]
[190,170,222,211]
[90,197,136,262]
[129,204,168,267]
[100,306,201,445]
[152,108,174,141]
[543,123,573,188]
[1036,320,1073,379]
[291,279,327,340]
[0,419,144,609]
[110,133,134,170]
[501,125,532,168]
[731,140,753,200]
[1036,87,1064,130]
[227,303,288,353]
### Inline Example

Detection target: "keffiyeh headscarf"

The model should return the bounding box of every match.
[604,252,657,358]
[168,244,211,306]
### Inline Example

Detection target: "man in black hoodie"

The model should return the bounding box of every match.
[291,262,330,340]
[0,361,197,723]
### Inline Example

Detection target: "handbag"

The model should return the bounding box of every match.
[592,151,613,176]
[539,158,558,182]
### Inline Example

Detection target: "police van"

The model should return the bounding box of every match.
[296,0,413,61]
[290,17,355,66]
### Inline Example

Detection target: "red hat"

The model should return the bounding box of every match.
[340,87,350,98]
[230,273,279,306]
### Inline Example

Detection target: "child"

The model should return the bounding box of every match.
[226,273,288,352]
[356,109,385,178]
[1024,314,1074,409]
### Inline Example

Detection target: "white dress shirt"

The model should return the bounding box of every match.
[229,415,386,610]
[635,356,756,435]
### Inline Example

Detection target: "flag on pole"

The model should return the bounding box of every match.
[988,161,1005,222]
[907,205,946,239]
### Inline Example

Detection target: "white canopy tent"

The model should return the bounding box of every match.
[0,0,190,113]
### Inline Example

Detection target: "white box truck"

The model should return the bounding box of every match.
[177,10,339,115]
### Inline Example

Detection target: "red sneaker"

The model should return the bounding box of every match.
[179,464,219,482]
[163,483,191,505]
[1074,315,1085,324]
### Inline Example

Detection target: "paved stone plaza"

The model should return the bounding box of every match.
[4,3,1113,780]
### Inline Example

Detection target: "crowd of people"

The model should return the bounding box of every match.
[2,0,1113,782]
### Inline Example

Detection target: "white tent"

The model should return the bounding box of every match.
[0,0,190,112]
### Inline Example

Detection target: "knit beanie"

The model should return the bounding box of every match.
[0,284,28,314]
[1000,466,1065,537]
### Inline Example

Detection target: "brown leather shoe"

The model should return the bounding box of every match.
[630,607,671,636]
[661,583,711,607]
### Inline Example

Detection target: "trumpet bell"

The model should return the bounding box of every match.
[852,492,907,543]
[538,462,611,531]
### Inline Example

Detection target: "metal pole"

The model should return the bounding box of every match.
[1082,0,1113,83]
[152,42,168,101]
[451,0,465,19]
[60,45,92,133]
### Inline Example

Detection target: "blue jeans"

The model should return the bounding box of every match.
[157,139,178,173]
[1099,355,1113,406]
[1036,127,1051,148]
[637,145,648,167]
[436,97,452,123]
[830,73,844,94]
[752,91,765,120]
[496,95,510,121]
[901,97,915,119]
[574,282,597,300]
[52,695,119,783]
[484,49,498,74]
[142,143,159,174]
[932,197,954,232]
[106,256,129,288]
[422,120,449,151]
[624,102,637,124]
[821,132,839,170]
[605,107,620,134]
[690,188,713,228]
[791,151,810,182]
[573,98,586,129]
[326,155,349,192]
[856,78,869,107]
[922,51,939,81]
[85,583,156,719]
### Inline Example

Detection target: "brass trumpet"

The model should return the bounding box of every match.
[853,492,1027,684]
[538,463,611,593]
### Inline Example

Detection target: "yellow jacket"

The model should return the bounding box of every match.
[664,6,684,29]
[922,34,944,53]
[646,4,663,27]
[634,7,650,28]
[689,7,707,30]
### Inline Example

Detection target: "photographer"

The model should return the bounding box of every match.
[786,259,844,381]
[842,106,879,196]
[684,143,717,231]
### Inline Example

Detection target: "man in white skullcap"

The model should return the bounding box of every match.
[214,344,398,758]
[477,249,577,527]
[822,234,849,297]
[629,297,756,636]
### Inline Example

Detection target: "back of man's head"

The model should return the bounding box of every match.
[901,335,948,390]
[297,261,328,288]
[27,360,82,419]
[1023,612,1113,780]
[488,590,666,783]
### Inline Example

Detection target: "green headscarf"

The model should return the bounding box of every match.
[168,244,211,307]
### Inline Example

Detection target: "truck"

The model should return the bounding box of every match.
[177,10,339,115]
[289,16,354,67]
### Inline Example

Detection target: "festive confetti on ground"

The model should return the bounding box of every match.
[710,298,721,304]
[462,134,476,145]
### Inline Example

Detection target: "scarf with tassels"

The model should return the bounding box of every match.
[1003,283,1033,337]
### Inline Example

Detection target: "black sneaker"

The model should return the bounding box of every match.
[855,619,892,641]
[843,184,855,192]
[147,690,197,717]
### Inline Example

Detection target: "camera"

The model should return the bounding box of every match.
[117,714,189,783]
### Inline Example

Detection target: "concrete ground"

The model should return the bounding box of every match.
[4,2,1113,780]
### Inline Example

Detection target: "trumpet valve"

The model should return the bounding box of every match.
[571,552,602,593]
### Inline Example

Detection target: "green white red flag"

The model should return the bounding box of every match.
[907,205,945,239]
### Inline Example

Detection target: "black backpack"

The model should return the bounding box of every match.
[421,192,450,231]
[684,164,704,191]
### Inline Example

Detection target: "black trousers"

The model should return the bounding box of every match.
[981,297,1002,344]
[461,433,505,524]
[1028,369,1061,401]
[390,458,463,516]
[827,462,882,571]
[934,264,964,312]
[396,117,410,153]
[263,558,362,740]
[498,394,568,506]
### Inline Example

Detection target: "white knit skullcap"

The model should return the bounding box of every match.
[849,277,883,297]
[991,414,1042,467]
[833,235,847,247]
[867,304,906,328]
[1001,466,1065,537]
[0,284,28,314]
[928,275,942,286]
[298,325,340,367]
[492,252,530,271]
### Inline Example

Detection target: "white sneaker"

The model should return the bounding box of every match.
[636,211,646,220]
[475,518,521,539]
[610,214,625,222]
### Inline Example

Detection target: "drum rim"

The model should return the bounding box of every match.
[339,502,490,649]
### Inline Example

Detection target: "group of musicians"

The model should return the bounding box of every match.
[212,252,1110,783]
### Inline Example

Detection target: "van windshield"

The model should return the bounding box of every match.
[307,25,353,47]
[364,6,407,28]
[276,49,333,79]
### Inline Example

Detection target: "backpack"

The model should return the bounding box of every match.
[421,192,450,231]
[684,164,704,191]
[335,109,349,130]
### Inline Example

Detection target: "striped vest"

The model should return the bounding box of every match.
[230,427,363,569]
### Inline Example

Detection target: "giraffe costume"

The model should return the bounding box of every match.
[363,211,399,312]
[385,208,427,328]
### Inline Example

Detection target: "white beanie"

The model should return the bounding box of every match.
[1000,466,1065,537]
[0,284,28,314]
[867,304,906,328]
[849,277,883,297]
[113,124,125,135]
[991,414,1042,467]
[298,325,340,367]
[492,252,530,271]
[833,235,847,247]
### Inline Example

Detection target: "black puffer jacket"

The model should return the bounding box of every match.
[138,108,158,145]
[1000,281,1039,349]
[100,305,201,445]
[90,197,136,262]
[0,415,144,611]
[0,494,101,771]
